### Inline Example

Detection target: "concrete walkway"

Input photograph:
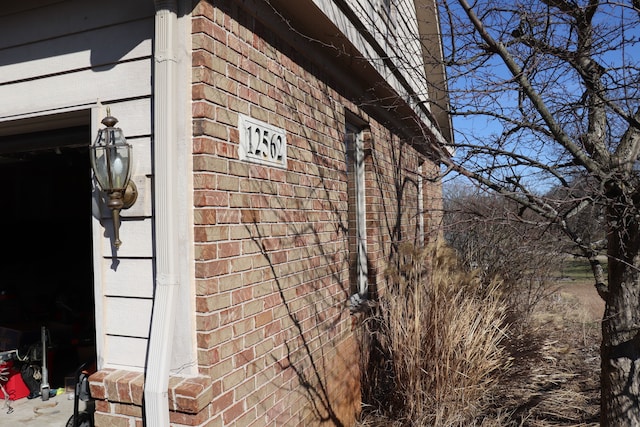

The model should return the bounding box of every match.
[0,392,81,426]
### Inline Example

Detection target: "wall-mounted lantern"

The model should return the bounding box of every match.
[90,108,137,249]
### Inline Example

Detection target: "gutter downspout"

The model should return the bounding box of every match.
[145,1,179,425]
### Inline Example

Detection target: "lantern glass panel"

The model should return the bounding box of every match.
[90,127,132,192]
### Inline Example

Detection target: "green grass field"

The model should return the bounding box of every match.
[559,257,607,283]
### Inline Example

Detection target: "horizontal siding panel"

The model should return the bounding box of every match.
[104,296,152,338]
[103,259,154,298]
[1,1,63,17]
[130,138,152,177]
[117,174,152,218]
[0,58,151,121]
[103,335,148,369]
[312,0,429,104]
[0,0,154,50]
[0,19,153,85]
[103,99,152,139]
[98,217,153,257]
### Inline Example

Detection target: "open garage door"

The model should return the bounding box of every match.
[0,120,95,390]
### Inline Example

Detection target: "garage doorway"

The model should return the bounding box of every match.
[0,119,95,388]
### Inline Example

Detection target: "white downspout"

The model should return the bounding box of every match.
[145,1,179,425]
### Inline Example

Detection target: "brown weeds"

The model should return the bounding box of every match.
[359,243,509,426]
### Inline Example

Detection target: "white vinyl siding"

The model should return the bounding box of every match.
[312,0,430,108]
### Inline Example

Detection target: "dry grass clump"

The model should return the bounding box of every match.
[477,286,601,426]
[359,243,509,426]
[523,293,600,425]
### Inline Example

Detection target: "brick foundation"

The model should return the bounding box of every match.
[90,370,213,426]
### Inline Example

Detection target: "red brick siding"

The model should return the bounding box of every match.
[363,127,432,295]
[191,2,360,426]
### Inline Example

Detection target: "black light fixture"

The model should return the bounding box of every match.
[90,108,137,249]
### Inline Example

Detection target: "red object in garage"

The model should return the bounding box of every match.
[0,362,30,400]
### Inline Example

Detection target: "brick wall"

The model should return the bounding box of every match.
[191,0,441,419]
[362,126,436,295]
[191,1,361,425]
[90,0,441,425]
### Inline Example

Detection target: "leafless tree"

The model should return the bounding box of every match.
[427,0,640,424]
[444,185,563,323]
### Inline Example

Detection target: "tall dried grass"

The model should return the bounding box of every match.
[359,243,509,426]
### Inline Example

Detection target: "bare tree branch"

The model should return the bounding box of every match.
[457,0,607,179]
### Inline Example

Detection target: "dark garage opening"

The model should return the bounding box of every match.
[0,125,96,391]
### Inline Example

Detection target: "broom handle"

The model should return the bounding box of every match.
[41,327,49,390]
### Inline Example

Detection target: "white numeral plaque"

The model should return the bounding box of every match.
[238,114,287,169]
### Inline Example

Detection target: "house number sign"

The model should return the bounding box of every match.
[238,114,287,169]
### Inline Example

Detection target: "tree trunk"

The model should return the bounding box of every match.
[601,211,640,426]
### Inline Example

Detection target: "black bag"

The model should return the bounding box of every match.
[20,363,41,398]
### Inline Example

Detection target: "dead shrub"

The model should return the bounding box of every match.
[444,191,563,327]
[359,243,509,426]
